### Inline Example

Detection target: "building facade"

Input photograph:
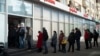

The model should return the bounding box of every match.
[0,0,99,48]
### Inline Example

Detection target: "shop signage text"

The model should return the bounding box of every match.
[84,13,88,18]
[69,7,77,13]
[44,0,55,4]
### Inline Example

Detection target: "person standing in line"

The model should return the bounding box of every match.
[26,27,33,49]
[43,27,49,54]
[88,29,93,49]
[51,31,57,53]
[84,29,89,49]
[19,23,26,48]
[61,37,67,53]
[93,29,99,47]
[58,30,64,52]
[16,24,21,48]
[75,28,81,51]
[68,29,75,52]
[37,31,43,52]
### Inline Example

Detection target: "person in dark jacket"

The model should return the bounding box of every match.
[88,29,93,48]
[93,29,99,47]
[19,23,26,48]
[51,31,57,53]
[43,27,49,54]
[58,30,64,51]
[37,31,43,52]
[68,29,75,52]
[75,28,81,51]
[84,29,89,49]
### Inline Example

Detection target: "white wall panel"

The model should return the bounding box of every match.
[52,10,58,22]
[33,20,41,41]
[59,23,64,34]
[0,14,5,43]
[34,4,42,19]
[52,22,58,35]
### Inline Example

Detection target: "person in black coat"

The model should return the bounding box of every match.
[43,27,49,54]
[68,29,75,52]
[93,30,99,47]
[75,28,81,51]
[88,29,93,48]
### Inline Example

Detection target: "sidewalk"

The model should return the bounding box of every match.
[9,42,100,56]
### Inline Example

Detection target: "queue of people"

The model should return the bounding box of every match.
[8,24,99,54]
[36,27,99,54]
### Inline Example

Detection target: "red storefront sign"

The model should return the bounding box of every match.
[69,7,77,13]
[84,14,88,18]
[44,0,55,4]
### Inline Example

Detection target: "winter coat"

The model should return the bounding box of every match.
[43,29,48,41]
[37,32,43,48]
[68,32,75,43]
[51,33,57,45]
[84,31,89,40]
[93,31,99,39]
[75,30,81,40]
[59,33,64,44]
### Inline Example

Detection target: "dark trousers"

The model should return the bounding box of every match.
[43,41,48,53]
[37,48,42,52]
[53,44,56,52]
[85,39,89,49]
[89,38,92,48]
[27,40,31,49]
[68,43,74,52]
[62,44,66,53]
[58,43,62,51]
[76,39,80,50]
[19,36,25,48]
[93,38,98,47]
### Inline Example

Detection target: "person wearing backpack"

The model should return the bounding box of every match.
[43,27,49,54]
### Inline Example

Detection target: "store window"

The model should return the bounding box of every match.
[43,7,51,20]
[34,4,42,19]
[52,22,58,35]
[52,9,58,22]
[70,15,74,24]
[59,12,64,22]
[0,0,5,12]
[65,23,69,37]
[8,0,32,16]
[59,23,64,34]
[65,14,69,23]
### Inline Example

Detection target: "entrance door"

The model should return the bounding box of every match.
[8,15,33,48]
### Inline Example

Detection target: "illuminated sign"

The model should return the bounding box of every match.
[84,13,88,18]
[44,0,55,4]
[69,7,77,13]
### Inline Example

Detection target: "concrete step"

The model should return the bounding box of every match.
[7,47,37,56]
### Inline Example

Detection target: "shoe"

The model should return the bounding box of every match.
[76,49,80,51]
[43,52,48,54]
[58,50,61,52]
[53,51,56,53]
